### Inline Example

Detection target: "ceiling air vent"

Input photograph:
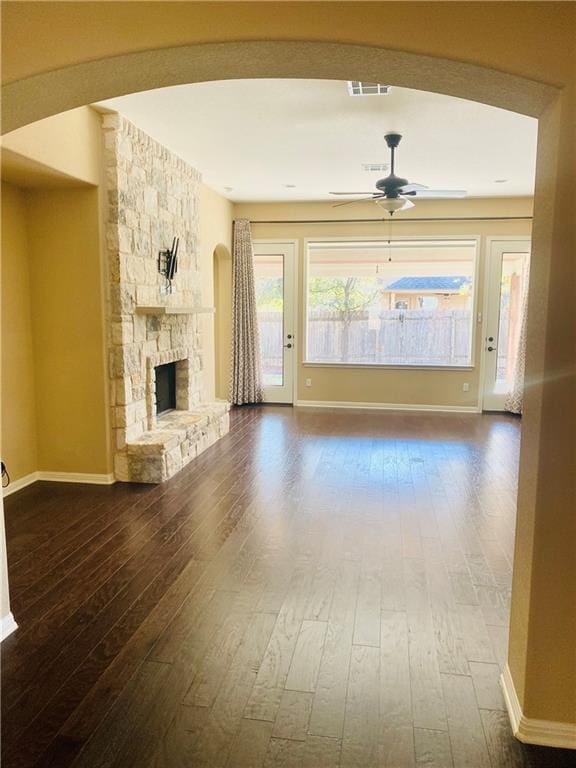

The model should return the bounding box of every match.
[362,163,389,172]
[347,82,392,96]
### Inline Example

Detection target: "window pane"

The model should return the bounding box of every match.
[306,239,476,367]
[496,253,528,389]
[254,252,284,386]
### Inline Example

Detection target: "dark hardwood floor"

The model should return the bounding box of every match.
[2,406,573,767]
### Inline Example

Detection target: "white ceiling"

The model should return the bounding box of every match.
[99,79,537,203]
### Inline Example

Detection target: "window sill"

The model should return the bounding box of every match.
[302,362,475,372]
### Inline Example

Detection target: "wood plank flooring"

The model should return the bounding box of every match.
[2,405,574,767]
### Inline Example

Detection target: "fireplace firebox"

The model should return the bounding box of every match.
[155,362,176,415]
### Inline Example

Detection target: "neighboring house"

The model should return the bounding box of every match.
[382,275,472,310]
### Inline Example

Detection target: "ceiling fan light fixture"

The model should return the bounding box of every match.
[375,198,414,215]
[331,134,467,208]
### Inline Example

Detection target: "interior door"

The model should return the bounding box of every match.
[253,241,296,404]
[482,239,530,411]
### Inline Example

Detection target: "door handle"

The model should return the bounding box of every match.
[284,343,292,349]
[487,346,495,352]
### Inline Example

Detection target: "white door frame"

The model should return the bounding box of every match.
[481,237,531,411]
[253,239,298,404]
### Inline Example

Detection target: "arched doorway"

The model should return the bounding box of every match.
[2,28,574,747]
[213,243,232,400]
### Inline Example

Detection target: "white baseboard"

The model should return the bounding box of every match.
[2,471,39,497]
[295,399,480,413]
[501,664,576,749]
[0,611,18,641]
[3,471,115,497]
[37,471,116,485]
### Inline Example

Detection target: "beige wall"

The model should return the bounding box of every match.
[2,107,103,186]
[1,182,38,481]
[234,197,532,408]
[198,184,233,400]
[26,187,110,475]
[0,182,110,481]
[1,107,111,481]
[511,90,576,726]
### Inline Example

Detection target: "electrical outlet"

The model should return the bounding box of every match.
[463,382,470,392]
[305,378,312,387]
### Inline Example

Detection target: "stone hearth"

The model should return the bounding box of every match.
[126,402,229,483]
[103,114,229,483]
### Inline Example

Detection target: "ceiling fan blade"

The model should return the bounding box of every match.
[402,189,467,198]
[397,183,428,193]
[329,191,376,196]
[331,195,382,208]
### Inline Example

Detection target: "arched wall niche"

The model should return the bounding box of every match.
[212,243,232,400]
[1,38,574,738]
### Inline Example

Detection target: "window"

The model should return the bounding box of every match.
[305,239,477,367]
[419,296,438,309]
[253,251,284,386]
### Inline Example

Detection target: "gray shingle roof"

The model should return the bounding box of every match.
[386,276,471,292]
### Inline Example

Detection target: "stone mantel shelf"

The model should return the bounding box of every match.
[135,306,215,316]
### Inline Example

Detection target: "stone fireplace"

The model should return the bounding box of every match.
[103,114,229,484]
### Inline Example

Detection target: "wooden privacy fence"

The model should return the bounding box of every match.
[257,308,473,367]
[257,310,284,377]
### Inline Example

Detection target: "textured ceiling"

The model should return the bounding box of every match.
[100,79,537,202]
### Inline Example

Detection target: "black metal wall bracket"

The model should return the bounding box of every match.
[158,237,179,294]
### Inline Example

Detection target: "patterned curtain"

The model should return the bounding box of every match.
[229,219,263,405]
[505,261,530,414]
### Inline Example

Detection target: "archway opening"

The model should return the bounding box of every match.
[1,34,574,757]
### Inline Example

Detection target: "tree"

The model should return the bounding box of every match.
[255,277,283,311]
[308,276,378,360]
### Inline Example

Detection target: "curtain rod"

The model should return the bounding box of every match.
[248,216,532,224]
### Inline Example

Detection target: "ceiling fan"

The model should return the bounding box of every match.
[330,133,467,214]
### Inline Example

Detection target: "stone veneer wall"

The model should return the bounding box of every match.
[102,114,228,482]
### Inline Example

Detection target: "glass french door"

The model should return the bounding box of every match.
[482,239,530,411]
[253,241,296,404]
